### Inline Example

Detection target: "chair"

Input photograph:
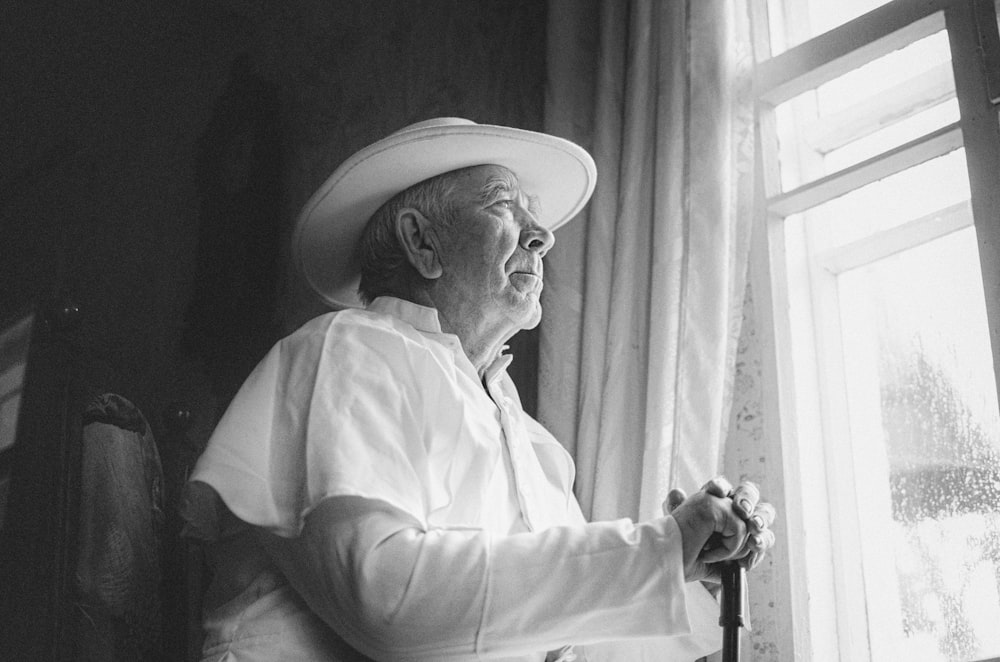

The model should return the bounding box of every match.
[0,302,208,661]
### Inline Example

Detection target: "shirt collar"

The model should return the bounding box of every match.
[366,296,512,384]
[484,348,513,386]
[367,296,443,333]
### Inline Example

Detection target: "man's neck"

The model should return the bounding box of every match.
[404,290,511,377]
[435,306,512,378]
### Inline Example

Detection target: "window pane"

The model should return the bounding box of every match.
[796,148,969,254]
[823,99,958,173]
[775,30,956,192]
[766,0,894,56]
[838,228,1000,661]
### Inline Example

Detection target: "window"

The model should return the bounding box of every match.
[751,1,1000,660]
[0,311,34,533]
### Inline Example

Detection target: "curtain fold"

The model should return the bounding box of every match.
[540,0,755,522]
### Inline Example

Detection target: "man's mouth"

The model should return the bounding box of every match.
[509,271,543,291]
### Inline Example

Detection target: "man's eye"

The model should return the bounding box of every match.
[493,199,515,210]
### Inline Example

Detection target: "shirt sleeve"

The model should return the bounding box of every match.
[187,312,444,537]
[573,584,722,661]
[257,494,721,662]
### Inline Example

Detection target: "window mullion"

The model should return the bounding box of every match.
[947,0,1000,414]
[767,123,963,217]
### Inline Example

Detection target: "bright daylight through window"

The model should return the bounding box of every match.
[753,0,1000,660]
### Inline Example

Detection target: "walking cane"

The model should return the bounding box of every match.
[719,562,748,662]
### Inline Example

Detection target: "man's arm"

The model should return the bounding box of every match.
[256,494,710,661]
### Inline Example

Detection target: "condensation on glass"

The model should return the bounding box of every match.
[839,223,1000,662]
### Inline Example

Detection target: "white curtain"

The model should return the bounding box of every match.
[539,0,755,523]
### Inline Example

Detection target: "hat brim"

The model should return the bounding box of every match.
[292,119,597,309]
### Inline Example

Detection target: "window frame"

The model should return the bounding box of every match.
[748,0,1000,659]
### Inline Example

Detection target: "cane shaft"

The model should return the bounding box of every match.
[722,622,741,662]
[720,562,745,662]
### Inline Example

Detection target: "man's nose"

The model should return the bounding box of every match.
[519,210,555,256]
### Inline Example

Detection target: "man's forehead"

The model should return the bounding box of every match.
[466,165,541,213]
[477,166,520,197]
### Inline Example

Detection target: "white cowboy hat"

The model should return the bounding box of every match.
[292,117,597,309]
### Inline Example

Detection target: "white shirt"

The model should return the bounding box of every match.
[186,297,721,661]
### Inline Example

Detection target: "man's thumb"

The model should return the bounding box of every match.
[662,488,687,515]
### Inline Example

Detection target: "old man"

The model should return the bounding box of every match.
[183,118,775,661]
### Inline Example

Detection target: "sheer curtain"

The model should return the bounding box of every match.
[539,0,755,523]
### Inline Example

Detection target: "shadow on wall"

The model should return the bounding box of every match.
[182,55,284,406]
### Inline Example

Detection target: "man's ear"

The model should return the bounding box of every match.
[395,208,443,279]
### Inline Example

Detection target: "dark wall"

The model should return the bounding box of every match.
[1,0,548,446]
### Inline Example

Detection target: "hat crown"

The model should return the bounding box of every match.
[392,117,476,135]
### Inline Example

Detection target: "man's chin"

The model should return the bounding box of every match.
[518,302,542,330]
[500,293,542,332]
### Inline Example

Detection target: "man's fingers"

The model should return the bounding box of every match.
[730,481,760,519]
[701,476,733,499]
[740,551,764,571]
[756,529,776,551]
[700,477,764,521]
[748,502,776,533]
[741,528,777,570]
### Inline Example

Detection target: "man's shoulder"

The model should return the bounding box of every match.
[278,307,436,371]
[290,307,420,343]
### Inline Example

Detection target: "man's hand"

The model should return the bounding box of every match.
[664,477,776,583]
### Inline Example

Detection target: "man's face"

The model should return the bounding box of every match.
[433,165,555,334]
